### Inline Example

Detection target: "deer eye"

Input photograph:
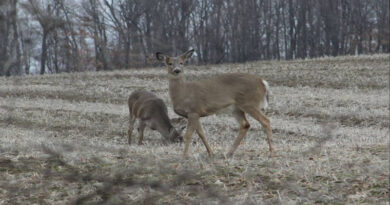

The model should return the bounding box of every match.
[168,62,173,66]
[179,62,184,65]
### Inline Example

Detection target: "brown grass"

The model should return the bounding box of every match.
[0,54,389,204]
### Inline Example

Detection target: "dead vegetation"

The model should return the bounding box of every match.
[0,54,389,204]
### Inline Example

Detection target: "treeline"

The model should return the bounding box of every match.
[0,0,389,76]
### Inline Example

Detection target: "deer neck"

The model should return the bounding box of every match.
[155,109,174,139]
[158,124,173,140]
[168,75,185,108]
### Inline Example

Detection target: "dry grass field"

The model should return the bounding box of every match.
[0,54,389,204]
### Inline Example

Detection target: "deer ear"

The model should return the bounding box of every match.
[156,52,168,62]
[180,49,195,61]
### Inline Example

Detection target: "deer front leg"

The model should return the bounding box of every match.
[183,114,198,158]
[128,116,136,145]
[137,122,146,145]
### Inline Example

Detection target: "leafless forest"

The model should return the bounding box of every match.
[0,0,389,75]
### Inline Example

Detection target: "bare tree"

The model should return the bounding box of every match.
[82,0,109,71]
[1,0,388,76]
[0,0,22,76]
[22,0,62,74]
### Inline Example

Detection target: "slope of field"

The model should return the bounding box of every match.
[0,54,389,204]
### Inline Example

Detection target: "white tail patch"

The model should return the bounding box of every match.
[261,80,270,110]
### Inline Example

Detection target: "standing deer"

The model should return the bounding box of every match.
[128,90,183,145]
[156,49,273,158]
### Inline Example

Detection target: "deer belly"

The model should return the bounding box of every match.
[173,108,188,118]
[202,102,233,116]
[145,120,157,130]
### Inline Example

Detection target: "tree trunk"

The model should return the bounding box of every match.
[40,31,48,75]
[275,1,281,60]
[288,0,295,59]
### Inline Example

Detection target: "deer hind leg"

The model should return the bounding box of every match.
[196,122,213,157]
[128,115,136,145]
[244,107,274,156]
[137,122,146,145]
[227,107,250,158]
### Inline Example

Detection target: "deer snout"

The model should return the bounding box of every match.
[176,135,184,143]
[169,128,183,143]
[172,133,183,143]
[173,68,181,74]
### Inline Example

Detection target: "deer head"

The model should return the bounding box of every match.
[156,49,195,77]
[167,126,184,143]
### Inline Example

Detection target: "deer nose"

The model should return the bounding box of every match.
[173,68,181,74]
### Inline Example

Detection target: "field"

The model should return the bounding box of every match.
[0,54,389,204]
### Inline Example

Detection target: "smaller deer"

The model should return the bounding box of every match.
[128,90,183,145]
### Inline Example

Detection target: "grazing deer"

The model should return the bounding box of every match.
[128,90,183,145]
[156,49,273,158]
